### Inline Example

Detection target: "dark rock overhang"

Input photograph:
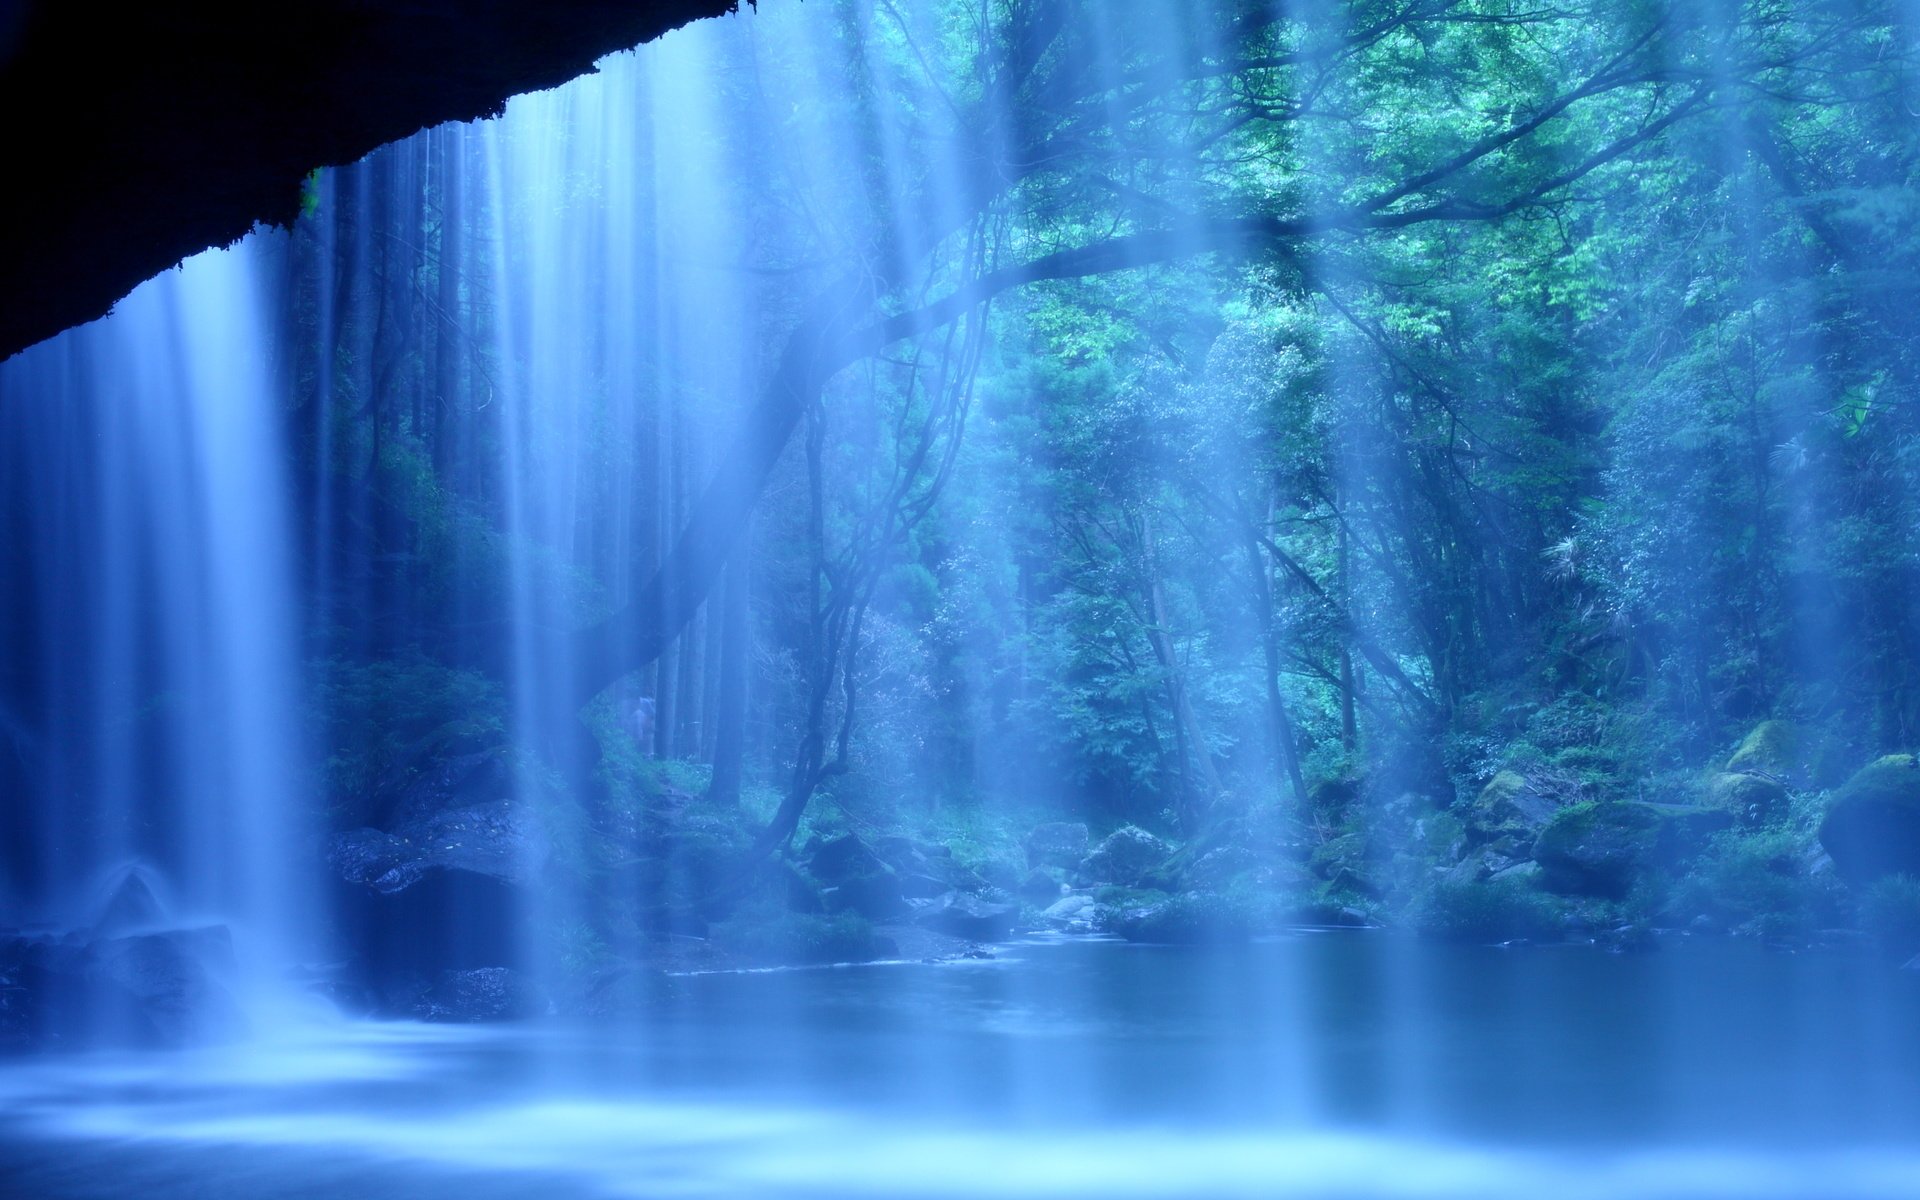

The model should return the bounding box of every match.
[0,0,742,361]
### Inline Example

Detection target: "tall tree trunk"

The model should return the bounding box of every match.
[1140,510,1219,833]
[706,546,750,806]
[1336,492,1358,748]
[1241,513,1311,812]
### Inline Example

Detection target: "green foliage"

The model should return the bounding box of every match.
[1412,876,1562,944]
[280,0,1920,953]
[299,169,324,220]
[1859,874,1920,955]
[709,904,885,967]
[312,654,504,812]
[1111,890,1264,944]
[1668,828,1836,941]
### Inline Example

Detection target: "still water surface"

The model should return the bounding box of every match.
[2,932,1917,1198]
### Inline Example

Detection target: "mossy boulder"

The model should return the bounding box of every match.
[908,891,1018,942]
[803,833,907,920]
[1469,770,1560,842]
[1078,825,1171,886]
[1024,822,1090,871]
[1820,755,1920,886]
[1111,891,1258,944]
[1705,772,1790,824]
[1726,720,1802,778]
[1531,801,1664,898]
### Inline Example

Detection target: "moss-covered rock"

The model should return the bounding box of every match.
[1649,804,1734,864]
[1078,825,1172,886]
[1531,801,1664,898]
[803,833,907,920]
[1726,720,1802,778]
[1023,822,1090,870]
[1705,772,1789,824]
[1819,755,1920,886]
[1469,769,1560,842]
[908,891,1019,942]
[1110,891,1259,944]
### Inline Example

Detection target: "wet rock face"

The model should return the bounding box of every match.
[1078,826,1171,886]
[1821,755,1920,885]
[331,797,534,894]
[325,735,536,1009]
[0,925,244,1052]
[414,967,543,1023]
[88,868,168,936]
[328,866,523,1012]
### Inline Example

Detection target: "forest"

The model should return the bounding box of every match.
[223,0,1920,969]
[4,2,1920,1195]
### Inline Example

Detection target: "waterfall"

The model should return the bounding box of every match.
[0,239,313,1027]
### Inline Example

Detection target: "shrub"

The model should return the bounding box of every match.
[1859,874,1920,955]
[1412,876,1561,943]
[709,906,886,966]
[1667,828,1838,939]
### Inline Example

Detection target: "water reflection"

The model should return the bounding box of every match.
[2,935,1917,1198]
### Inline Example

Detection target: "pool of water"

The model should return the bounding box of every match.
[2,932,1918,1198]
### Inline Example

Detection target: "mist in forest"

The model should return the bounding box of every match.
[4,2,1920,1197]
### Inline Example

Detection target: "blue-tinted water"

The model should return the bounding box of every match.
[2,933,1917,1198]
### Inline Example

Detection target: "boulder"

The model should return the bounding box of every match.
[1183,841,1260,889]
[821,871,909,921]
[1469,770,1561,846]
[1017,868,1068,904]
[807,834,907,920]
[331,795,537,894]
[908,891,1018,942]
[415,967,543,1022]
[1078,826,1171,886]
[808,832,891,881]
[1649,804,1734,862]
[1726,720,1803,779]
[364,729,513,828]
[1040,893,1097,929]
[328,864,523,1008]
[1488,860,1543,886]
[1531,801,1664,898]
[1289,900,1376,927]
[1,925,243,1051]
[1024,822,1090,871]
[1820,755,1920,885]
[89,867,168,935]
[1706,772,1789,824]
[867,836,992,898]
[1111,892,1254,945]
